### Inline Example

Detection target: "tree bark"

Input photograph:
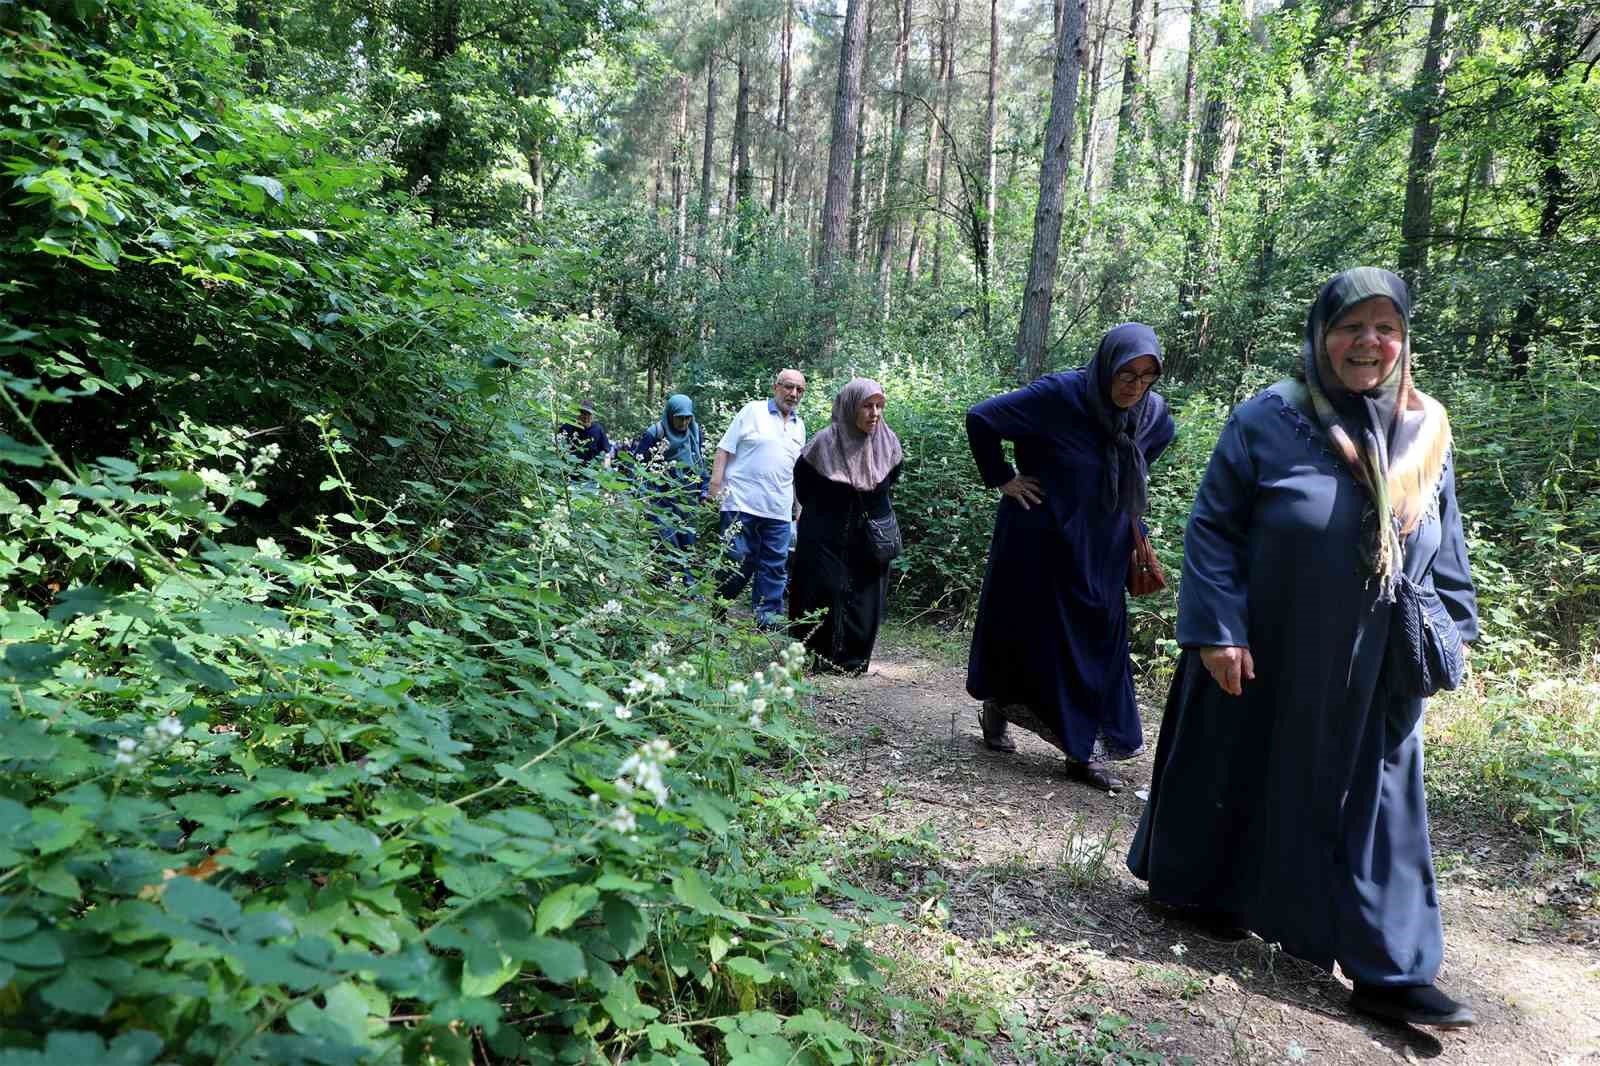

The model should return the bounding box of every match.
[904,23,943,287]
[848,0,877,261]
[875,0,915,316]
[1396,0,1451,293]
[731,24,754,212]
[672,73,690,268]
[1016,0,1086,380]
[932,0,959,288]
[697,5,721,245]
[981,0,1000,333]
[1080,0,1107,199]
[770,0,794,221]
[1178,0,1201,201]
[1111,0,1147,190]
[816,0,873,302]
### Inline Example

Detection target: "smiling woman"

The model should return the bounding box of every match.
[1130,267,1479,1031]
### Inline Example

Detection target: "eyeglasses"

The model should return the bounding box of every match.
[1112,369,1161,387]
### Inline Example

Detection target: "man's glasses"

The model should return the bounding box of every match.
[1112,369,1161,387]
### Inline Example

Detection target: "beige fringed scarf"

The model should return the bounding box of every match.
[1299,268,1453,600]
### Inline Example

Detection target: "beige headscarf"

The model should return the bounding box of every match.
[799,378,904,491]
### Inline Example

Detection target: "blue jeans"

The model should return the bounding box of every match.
[717,511,791,625]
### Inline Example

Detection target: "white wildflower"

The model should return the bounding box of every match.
[780,686,795,700]
[158,716,183,739]
[752,670,764,685]
[1170,942,1188,958]
[649,640,671,659]
[750,698,766,716]
[600,599,623,616]
[585,700,603,711]
[625,679,647,696]
[114,737,138,767]
[614,705,633,720]
[642,671,668,696]
[748,711,764,729]
[437,518,454,531]
[728,681,748,698]
[605,805,638,834]
[614,739,676,807]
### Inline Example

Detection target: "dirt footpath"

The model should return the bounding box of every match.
[807,633,1600,1065]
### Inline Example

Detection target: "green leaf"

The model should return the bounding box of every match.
[40,972,114,1017]
[534,883,598,935]
[0,433,49,467]
[164,876,242,931]
[516,936,585,984]
[29,864,81,901]
[0,643,70,683]
[722,956,775,984]
[603,897,647,958]
[48,585,112,621]
[242,175,286,204]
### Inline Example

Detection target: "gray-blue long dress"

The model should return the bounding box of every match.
[1127,386,1477,986]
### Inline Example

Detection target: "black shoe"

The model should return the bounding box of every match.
[1350,983,1476,1029]
[1064,757,1123,792]
[979,701,1017,752]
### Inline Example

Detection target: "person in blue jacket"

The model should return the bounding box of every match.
[558,399,613,468]
[966,322,1175,791]
[628,394,708,580]
[1128,268,1479,1029]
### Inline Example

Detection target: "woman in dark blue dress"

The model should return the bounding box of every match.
[1128,268,1478,1029]
[966,323,1175,791]
[627,394,708,581]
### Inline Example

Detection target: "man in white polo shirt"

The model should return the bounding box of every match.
[708,369,808,626]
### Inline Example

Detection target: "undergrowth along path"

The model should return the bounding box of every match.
[806,631,1600,1065]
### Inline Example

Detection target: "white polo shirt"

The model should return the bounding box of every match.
[717,398,806,521]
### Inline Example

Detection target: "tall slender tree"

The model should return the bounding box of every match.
[1017,0,1086,379]
[817,0,873,343]
[1397,0,1450,291]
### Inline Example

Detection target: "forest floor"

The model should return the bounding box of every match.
[801,626,1600,1065]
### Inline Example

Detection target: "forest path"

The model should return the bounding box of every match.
[806,631,1600,1065]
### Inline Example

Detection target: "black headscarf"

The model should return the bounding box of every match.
[1082,322,1166,517]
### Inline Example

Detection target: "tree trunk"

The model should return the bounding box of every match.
[816,0,872,307]
[875,0,915,316]
[1178,0,1201,201]
[932,0,959,288]
[771,0,794,221]
[697,8,721,244]
[731,25,754,213]
[982,0,1000,334]
[1396,0,1451,293]
[672,74,690,268]
[1505,10,1580,375]
[904,24,942,287]
[1079,0,1106,198]
[1016,0,1086,380]
[1111,0,1146,190]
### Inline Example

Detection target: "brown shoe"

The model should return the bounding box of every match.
[1065,758,1123,792]
[979,701,1017,752]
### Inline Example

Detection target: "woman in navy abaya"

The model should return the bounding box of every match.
[1127,268,1478,1029]
[966,323,1175,791]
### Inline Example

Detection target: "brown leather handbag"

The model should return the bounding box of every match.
[1126,516,1167,597]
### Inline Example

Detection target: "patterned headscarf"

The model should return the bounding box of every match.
[1299,267,1453,600]
[799,378,904,491]
[1082,322,1167,517]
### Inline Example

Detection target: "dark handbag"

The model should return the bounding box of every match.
[863,509,902,565]
[1385,573,1466,699]
[1126,516,1167,597]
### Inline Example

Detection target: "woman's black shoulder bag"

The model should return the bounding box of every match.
[1386,573,1466,699]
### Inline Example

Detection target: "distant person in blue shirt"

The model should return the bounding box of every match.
[709,369,807,627]
[558,399,613,469]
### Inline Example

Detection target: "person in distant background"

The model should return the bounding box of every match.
[788,378,903,674]
[628,394,708,580]
[709,369,807,627]
[558,399,613,468]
